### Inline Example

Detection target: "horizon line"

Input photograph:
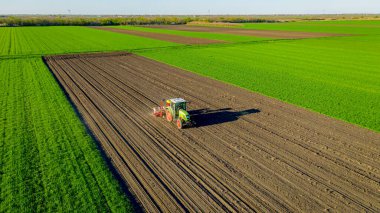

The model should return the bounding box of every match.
[1,13,380,16]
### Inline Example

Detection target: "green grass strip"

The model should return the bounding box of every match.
[0,57,133,212]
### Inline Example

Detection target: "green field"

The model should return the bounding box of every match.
[0,26,178,57]
[241,20,380,35]
[0,58,134,211]
[1,20,379,212]
[110,25,271,42]
[138,26,380,131]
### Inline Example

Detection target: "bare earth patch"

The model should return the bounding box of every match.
[45,52,380,212]
[187,21,244,27]
[89,26,225,45]
[145,25,348,39]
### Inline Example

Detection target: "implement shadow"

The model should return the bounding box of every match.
[189,108,260,127]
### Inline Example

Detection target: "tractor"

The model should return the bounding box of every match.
[153,98,194,129]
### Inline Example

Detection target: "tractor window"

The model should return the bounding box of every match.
[177,102,186,111]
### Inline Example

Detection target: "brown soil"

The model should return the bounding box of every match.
[187,21,244,27]
[45,52,380,212]
[89,26,225,45]
[145,25,347,39]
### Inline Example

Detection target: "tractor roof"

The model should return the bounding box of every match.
[170,98,187,103]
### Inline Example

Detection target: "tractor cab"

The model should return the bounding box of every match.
[153,98,193,129]
[166,98,187,119]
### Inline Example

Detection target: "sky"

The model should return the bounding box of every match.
[0,0,379,15]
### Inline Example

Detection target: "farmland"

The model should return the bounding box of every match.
[1,18,380,212]
[241,20,380,34]
[91,26,226,45]
[0,26,178,57]
[0,58,133,211]
[186,20,380,35]
[138,25,380,132]
[110,25,271,42]
[45,52,380,212]
[143,24,344,39]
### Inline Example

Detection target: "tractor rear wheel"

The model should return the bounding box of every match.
[166,111,173,122]
[177,119,183,129]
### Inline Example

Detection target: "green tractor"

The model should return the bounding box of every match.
[153,98,194,129]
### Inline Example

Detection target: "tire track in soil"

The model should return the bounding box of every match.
[45,52,380,212]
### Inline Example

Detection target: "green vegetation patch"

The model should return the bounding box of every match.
[0,58,133,212]
[0,26,179,57]
[242,20,380,35]
[138,35,380,131]
[110,25,271,43]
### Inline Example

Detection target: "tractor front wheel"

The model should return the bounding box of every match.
[166,111,173,122]
[177,119,183,129]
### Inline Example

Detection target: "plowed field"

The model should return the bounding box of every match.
[45,52,380,212]
[145,25,346,39]
[90,26,224,45]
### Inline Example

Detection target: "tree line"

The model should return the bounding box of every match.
[0,16,277,27]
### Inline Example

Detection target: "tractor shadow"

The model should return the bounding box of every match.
[188,108,260,127]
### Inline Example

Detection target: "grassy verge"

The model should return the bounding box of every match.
[0,58,133,212]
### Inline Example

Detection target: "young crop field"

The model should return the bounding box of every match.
[0,26,179,57]
[241,20,380,35]
[0,58,133,212]
[138,34,380,132]
[110,25,271,42]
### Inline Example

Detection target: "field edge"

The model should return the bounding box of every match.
[41,55,143,212]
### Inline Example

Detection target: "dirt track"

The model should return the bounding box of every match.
[45,52,380,212]
[145,25,346,39]
[90,26,225,45]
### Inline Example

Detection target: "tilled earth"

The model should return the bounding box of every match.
[144,25,347,39]
[90,26,225,45]
[45,52,380,212]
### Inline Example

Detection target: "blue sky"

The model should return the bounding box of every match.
[0,0,379,15]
